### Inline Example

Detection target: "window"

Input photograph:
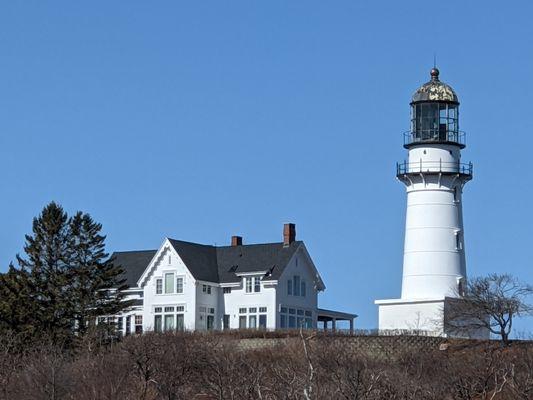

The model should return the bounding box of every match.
[135,315,143,334]
[301,281,306,297]
[289,316,296,328]
[207,315,215,330]
[223,314,230,330]
[245,277,253,293]
[165,273,174,294]
[249,307,257,313]
[455,231,462,250]
[209,307,215,314]
[117,317,123,335]
[249,315,257,329]
[156,279,163,294]
[239,307,247,314]
[279,306,313,330]
[164,314,175,330]
[176,277,184,293]
[176,314,184,331]
[259,315,267,329]
[154,315,162,332]
[239,316,247,329]
[223,287,232,294]
[154,305,185,332]
[254,277,261,292]
[293,276,301,296]
[168,255,171,265]
[126,316,131,335]
[259,307,267,313]
[288,279,292,295]
[202,285,212,295]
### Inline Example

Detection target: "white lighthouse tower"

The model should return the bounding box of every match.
[375,68,481,336]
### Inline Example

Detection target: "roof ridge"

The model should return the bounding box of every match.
[112,249,157,254]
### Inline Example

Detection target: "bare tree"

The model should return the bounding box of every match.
[445,274,533,346]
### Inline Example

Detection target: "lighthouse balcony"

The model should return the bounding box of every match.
[403,130,466,149]
[397,160,473,178]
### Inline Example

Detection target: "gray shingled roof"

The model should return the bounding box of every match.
[111,250,157,288]
[168,239,302,283]
[113,240,302,287]
[215,241,302,283]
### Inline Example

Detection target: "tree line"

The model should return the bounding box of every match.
[0,202,129,346]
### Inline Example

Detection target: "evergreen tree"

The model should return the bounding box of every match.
[0,202,131,344]
[69,211,131,336]
[0,264,35,337]
[15,202,73,344]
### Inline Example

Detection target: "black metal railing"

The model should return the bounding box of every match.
[403,130,466,147]
[397,160,473,176]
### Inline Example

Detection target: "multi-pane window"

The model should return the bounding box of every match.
[301,281,306,297]
[154,305,185,332]
[245,277,253,293]
[202,285,212,294]
[287,279,292,295]
[135,315,143,334]
[279,306,313,329]
[198,306,215,330]
[176,277,184,293]
[254,277,261,292]
[156,279,163,294]
[223,287,232,294]
[165,273,174,294]
[238,307,267,329]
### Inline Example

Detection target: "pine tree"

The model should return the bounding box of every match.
[0,264,35,337]
[69,211,131,336]
[15,202,73,344]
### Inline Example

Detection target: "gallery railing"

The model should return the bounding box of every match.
[397,160,473,177]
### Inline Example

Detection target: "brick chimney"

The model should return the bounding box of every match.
[283,223,296,247]
[231,236,243,246]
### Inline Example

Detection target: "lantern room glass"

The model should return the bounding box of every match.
[411,103,459,143]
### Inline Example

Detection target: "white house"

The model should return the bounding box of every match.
[111,224,356,334]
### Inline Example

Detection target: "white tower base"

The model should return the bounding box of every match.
[375,297,490,339]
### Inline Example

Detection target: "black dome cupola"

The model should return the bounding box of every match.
[405,68,464,148]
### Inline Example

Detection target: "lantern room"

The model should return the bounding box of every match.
[406,68,464,148]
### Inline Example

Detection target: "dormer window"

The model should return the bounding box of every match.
[245,276,261,293]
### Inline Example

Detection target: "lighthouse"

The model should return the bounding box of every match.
[375,68,483,337]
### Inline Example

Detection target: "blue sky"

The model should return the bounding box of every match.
[1,1,532,333]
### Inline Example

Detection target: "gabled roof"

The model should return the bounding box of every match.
[167,238,302,283]
[113,239,310,288]
[111,250,157,288]
[167,239,219,282]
